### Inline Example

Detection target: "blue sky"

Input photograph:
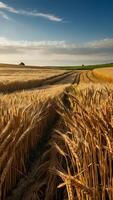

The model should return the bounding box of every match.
[0,0,113,65]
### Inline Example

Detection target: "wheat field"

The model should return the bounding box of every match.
[93,67,113,83]
[0,84,70,200]
[0,64,68,93]
[18,83,113,200]
[0,65,113,200]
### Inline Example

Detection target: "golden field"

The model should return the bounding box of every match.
[93,67,113,83]
[0,67,66,81]
[0,64,113,200]
[0,89,60,200]
[0,64,68,93]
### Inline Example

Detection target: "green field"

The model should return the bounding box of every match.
[54,63,113,70]
[1,62,113,71]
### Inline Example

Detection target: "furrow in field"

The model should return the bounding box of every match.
[5,87,71,200]
[72,72,81,84]
[0,71,73,94]
[0,90,63,200]
[3,73,77,200]
[80,70,103,83]
[1,70,104,200]
[7,78,113,200]
[0,71,77,200]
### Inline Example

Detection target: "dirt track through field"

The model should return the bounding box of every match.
[5,71,82,200]
[1,71,77,94]
[4,70,102,200]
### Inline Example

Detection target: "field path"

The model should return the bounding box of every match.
[3,69,102,200]
[0,71,78,94]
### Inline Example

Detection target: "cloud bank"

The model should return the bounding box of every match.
[0,1,62,22]
[0,37,113,66]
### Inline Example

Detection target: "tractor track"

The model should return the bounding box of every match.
[0,71,74,94]
[72,72,81,84]
[5,71,82,200]
[2,70,104,200]
[80,70,102,83]
[85,71,95,83]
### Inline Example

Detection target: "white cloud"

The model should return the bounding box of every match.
[0,1,62,22]
[87,38,113,48]
[0,11,9,20]
[0,37,65,48]
[0,37,113,66]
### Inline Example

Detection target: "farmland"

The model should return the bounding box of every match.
[0,64,113,200]
[94,67,113,83]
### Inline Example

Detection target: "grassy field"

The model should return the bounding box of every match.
[1,62,113,71]
[0,64,113,200]
[54,62,113,70]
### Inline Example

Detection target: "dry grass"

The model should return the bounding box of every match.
[0,63,66,81]
[80,70,103,84]
[54,84,113,200]
[1,67,113,200]
[21,83,113,200]
[0,84,68,106]
[0,73,70,93]
[93,67,113,83]
[0,84,69,200]
[0,69,65,81]
[0,67,68,93]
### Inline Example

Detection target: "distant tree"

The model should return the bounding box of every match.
[19,62,25,66]
[82,64,84,67]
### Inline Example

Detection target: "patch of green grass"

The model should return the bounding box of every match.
[1,62,113,71]
[54,63,113,70]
